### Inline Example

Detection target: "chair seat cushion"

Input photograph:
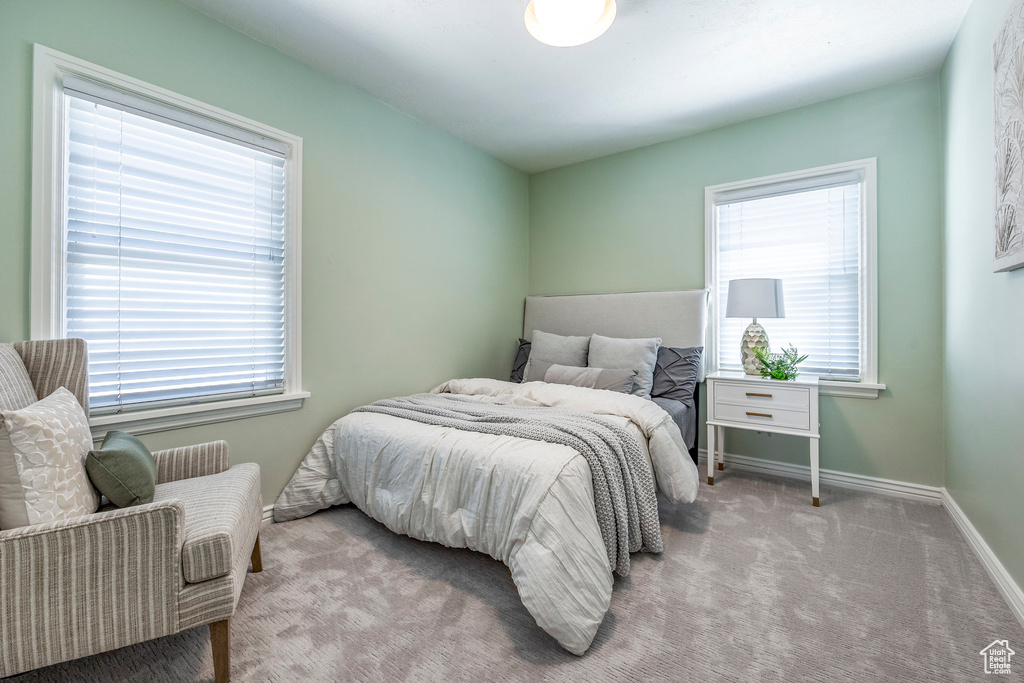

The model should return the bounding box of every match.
[154,462,261,584]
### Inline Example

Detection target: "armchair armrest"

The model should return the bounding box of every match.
[153,440,229,484]
[0,501,186,677]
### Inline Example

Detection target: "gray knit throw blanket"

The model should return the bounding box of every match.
[353,393,662,576]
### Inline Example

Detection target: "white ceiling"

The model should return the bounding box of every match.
[181,0,971,173]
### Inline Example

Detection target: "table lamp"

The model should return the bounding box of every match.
[726,278,785,374]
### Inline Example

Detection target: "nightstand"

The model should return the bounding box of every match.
[705,370,821,506]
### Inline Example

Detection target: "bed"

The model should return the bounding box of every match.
[274,289,709,654]
[522,290,705,460]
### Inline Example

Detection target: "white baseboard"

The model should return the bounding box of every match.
[697,449,943,502]
[261,504,275,526]
[941,489,1024,630]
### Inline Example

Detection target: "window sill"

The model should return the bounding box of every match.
[89,391,310,439]
[819,380,885,399]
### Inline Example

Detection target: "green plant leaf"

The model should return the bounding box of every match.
[749,343,808,380]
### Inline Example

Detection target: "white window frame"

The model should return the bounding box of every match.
[31,45,307,436]
[704,158,884,399]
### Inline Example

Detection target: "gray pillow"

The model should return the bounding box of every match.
[521,330,590,383]
[543,364,636,393]
[524,359,553,383]
[652,346,703,404]
[587,334,662,399]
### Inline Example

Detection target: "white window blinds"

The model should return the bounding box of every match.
[63,83,288,414]
[714,173,862,379]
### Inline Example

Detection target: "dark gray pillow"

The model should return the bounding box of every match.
[510,339,531,383]
[652,346,703,404]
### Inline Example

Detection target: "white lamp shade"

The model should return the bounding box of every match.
[725,278,785,319]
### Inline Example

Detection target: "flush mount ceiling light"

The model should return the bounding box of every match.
[524,0,617,48]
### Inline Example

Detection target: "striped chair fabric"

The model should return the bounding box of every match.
[0,339,262,681]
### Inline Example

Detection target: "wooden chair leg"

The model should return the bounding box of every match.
[250,533,262,573]
[210,619,230,683]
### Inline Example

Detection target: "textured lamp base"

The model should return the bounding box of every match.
[741,322,769,375]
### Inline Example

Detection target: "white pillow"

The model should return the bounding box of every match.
[522,330,590,382]
[0,387,99,529]
[587,334,662,399]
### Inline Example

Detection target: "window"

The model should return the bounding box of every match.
[32,46,306,434]
[705,160,883,398]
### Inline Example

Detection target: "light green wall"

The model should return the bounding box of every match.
[529,76,945,486]
[941,0,1024,592]
[0,0,530,503]
[4,3,1014,594]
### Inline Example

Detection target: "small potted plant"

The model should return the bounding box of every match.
[753,345,808,381]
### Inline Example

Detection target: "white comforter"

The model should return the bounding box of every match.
[273,378,699,654]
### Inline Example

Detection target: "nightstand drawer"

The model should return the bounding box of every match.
[713,381,810,410]
[712,402,810,431]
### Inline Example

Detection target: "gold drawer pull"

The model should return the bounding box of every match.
[746,392,773,398]
[746,411,773,418]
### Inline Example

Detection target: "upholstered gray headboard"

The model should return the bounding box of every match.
[523,289,710,381]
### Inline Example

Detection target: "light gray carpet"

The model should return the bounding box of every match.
[10,470,1023,682]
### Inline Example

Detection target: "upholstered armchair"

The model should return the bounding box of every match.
[0,339,263,682]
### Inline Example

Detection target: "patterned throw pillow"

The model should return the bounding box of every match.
[0,387,99,529]
[651,346,704,404]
